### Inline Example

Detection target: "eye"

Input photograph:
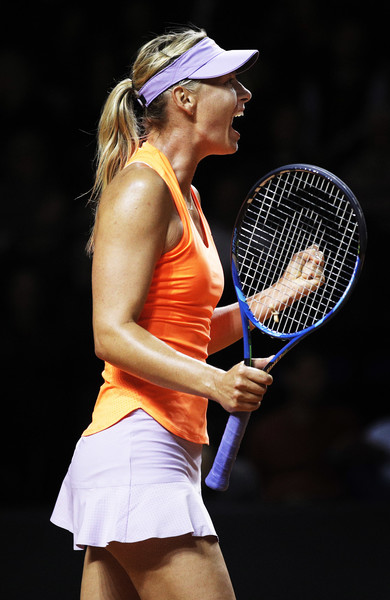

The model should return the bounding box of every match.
[224,77,236,88]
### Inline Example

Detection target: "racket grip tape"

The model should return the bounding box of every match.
[205,412,251,491]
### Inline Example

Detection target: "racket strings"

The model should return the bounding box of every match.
[236,170,360,335]
[247,181,357,249]
[247,211,313,323]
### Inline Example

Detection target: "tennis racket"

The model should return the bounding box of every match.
[205,163,367,491]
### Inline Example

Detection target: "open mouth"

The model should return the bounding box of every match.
[232,110,244,123]
[231,110,244,135]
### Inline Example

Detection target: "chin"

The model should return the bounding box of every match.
[215,139,240,156]
[202,134,239,158]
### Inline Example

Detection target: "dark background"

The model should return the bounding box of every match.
[2,1,390,598]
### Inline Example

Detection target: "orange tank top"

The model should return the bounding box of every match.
[82,142,224,443]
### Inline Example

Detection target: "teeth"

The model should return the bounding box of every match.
[232,111,244,125]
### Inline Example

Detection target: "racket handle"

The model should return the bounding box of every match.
[205,412,251,491]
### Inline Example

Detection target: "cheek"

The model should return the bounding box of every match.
[198,89,235,122]
[200,99,233,129]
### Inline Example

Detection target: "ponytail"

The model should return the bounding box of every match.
[86,27,207,254]
[92,78,140,200]
[87,78,140,253]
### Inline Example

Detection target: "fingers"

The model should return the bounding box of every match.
[301,246,325,280]
[251,356,275,371]
[288,246,323,273]
[219,361,273,414]
[284,245,325,290]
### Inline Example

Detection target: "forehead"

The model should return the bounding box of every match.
[194,73,237,92]
[199,72,236,84]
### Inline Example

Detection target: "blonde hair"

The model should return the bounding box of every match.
[87,26,207,253]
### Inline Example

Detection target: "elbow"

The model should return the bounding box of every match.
[93,323,115,363]
[93,331,108,362]
[94,336,106,361]
[92,317,138,365]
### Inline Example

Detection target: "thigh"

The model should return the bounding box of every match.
[107,535,236,600]
[81,546,141,600]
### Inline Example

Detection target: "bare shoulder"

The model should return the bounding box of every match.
[93,163,175,257]
[99,162,173,218]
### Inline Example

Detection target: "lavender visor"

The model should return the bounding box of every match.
[137,37,259,107]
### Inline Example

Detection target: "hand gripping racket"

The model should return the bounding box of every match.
[205,164,367,491]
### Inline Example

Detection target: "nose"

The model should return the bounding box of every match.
[236,80,252,103]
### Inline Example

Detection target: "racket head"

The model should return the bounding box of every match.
[231,163,367,341]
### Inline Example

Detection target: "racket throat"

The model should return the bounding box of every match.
[244,344,252,367]
[240,313,253,367]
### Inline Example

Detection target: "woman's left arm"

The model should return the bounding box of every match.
[208,301,262,355]
[208,302,246,355]
[208,245,324,355]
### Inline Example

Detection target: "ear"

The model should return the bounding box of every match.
[171,85,196,116]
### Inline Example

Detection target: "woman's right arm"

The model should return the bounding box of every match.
[91,165,272,413]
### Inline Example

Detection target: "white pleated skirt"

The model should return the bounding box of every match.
[50,409,217,550]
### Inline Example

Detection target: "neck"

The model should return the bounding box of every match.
[147,127,203,202]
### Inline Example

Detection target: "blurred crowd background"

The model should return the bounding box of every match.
[2,0,390,511]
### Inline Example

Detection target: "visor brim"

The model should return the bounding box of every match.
[189,49,259,79]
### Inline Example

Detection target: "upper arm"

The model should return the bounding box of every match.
[91,164,173,336]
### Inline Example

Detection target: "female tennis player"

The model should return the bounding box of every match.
[51,26,323,600]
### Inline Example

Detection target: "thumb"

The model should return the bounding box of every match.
[251,356,275,371]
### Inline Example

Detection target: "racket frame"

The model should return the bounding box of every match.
[205,163,367,491]
[233,163,366,370]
